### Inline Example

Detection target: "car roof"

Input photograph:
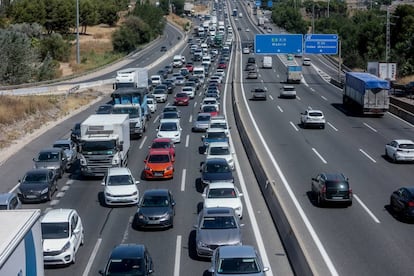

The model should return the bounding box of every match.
[107,167,132,176]
[148,149,170,156]
[110,244,145,259]
[218,245,257,258]
[38,147,62,153]
[42,208,75,223]
[208,142,230,148]
[207,182,236,189]
[152,138,173,143]
[143,189,170,197]
[202,207,235,216]
[393,139,414,144]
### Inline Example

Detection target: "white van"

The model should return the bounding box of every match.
[262,56,272,69]
[280,85,296,99]
[173,55,183,68]
[193,66,206,81]
[201,43,208,54]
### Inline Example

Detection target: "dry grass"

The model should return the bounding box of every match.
[166,14,192,30]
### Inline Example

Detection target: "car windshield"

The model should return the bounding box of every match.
[399,143,414,149]
[141,195,169,207]
[207,132,226,139]
[53,143,70,150]
[208,188,236,198]
[108,175,134,186]
[107,258,144,275]
[203,106,217,112]
[24,172,47,182]
[197,115,210,122]
[41,222,69,239]
[152,142,171,149]
[148,154,170,163]
[218,257,260,273]
[210,122,226,129]
[210,146,230,155]
[38,152,60,161]
[153,90,165,95]
[162,112,179,119]
[112,107,139,118]
[82,140,116,152]
[176,93,188,98]
[205,163,230,173]
[201,216,236,229]
[160,122,178,131]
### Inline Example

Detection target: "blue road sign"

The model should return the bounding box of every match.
[304,34,338,54]
[267,0,273,7]
[255,34,303,55]
[255,0,261,7]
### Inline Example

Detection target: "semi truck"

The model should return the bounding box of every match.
[111,86,149,124]
[112,104,146,138]
[114,67,148,90]
[286,65,302,83]
[343,72,390,115]
[0,209,44,276]
[79,114,130,177]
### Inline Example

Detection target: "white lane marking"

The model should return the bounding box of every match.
[310,87,315,92]
[233,36,273,275]
[153,115,160,124]
[312,148,328,164]
[193,101,197,108]
[121,216,133,243]
[139,136,147,149]
[269,95,274,100]
[189,114,192,123]
[290,121,299,131]
[277,106,283,113]
[185,134,190,147]
[173,235,182,276]
[199,92,202,96]
[327,122,338,131]
[82,238,102,276]
[354,194,381,223]
[50,199,59,206]
[66,179,74,185]
[363,122,378,132]
[321,95,328,101]
[181,169,186,192]
[296,95,301,100]
[56,192,65,198]
[61,185,70,192]
[9,182,19,193]
[388,112,414,127]
[359,149,377,163]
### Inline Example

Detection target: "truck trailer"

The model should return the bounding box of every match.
[79,114,130,177]
[0,209,44,276]
[287,65,302,83]
[343,72,390,115]
[114,67,148,90]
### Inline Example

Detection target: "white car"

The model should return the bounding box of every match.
[147,97,157,113]
[303,57,311,66]
[385,139,414,162]
[242,47,250,54]
[152,89,168,103]
[41,209,84,265]
[202,182,243,218]
[280,85,297,99]
[208,116,230,136]
[101,167,139,206]
[205,142,235,170]
[300,108,325,129]
[215,69,226,78]
[210,75,222,84]
[157,119,182,143]
[150,75,162,86]
[201,97,220,112]
[181,86,195,98]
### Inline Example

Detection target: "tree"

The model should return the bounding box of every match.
[80,0,99,34]
[43,0,74,34]
[39,33,71,62]
[8,0,47,25]
[37,52,59,81]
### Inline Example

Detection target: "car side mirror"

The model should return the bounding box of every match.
[33,158,37,162]
[135,181,140,184]
[311,177,316,181]
[239,193,243,197]
[263,267,270,272]
[98,270,104,275]
[101,181,105,186]
[193,224,198,229]
[73,228,80,234]
[240,223,245,227]
[171,201,176,206]
[202,193,206,198]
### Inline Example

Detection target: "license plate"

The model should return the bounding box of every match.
[154,172,163,177]
[26,195,37,199]
[147,220,160,224]
[332,197,342,199]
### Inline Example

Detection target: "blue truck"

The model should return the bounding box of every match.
[343,72,390,116]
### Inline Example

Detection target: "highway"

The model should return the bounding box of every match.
[232,1,414,275]
[0,8,293,276]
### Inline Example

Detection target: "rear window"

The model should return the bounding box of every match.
[326,181,349,190]
[309,112,323,117]
[400,144,414,149]
[283,86,295,92]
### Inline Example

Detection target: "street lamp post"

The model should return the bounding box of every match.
[76,0,80,64]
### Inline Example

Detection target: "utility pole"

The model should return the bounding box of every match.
[385,6,390,80]
[76,0,80,64]
[312,2,315,33]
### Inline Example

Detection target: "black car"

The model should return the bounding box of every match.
[245,63,256,71]
[71,123,81,143]
[132,189,175,229]
[99,244,154,276]
[247,57,256,64]
[200,158,234,186]
[390,187,414,219]
[17,169,58,203]
[164,65,173,74]
[95,104,113,114]
[160,46,167,52]
[162,80,175,94]
[157,69,168,79]
[311,173,352,207]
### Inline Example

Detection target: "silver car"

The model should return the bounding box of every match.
[194,207,243,258]
[53,139,77,167]
[192,113,212,132]
[33,147,68,178]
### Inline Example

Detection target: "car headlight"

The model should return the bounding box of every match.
[144,166,151,171]
[198,241,208,247]
[235,206,241,211]
[228,159,234,164]
[105,192,113,197]
[166,166,173,171]
[138,214,145,220]
[132,191,138,196]
[203,179,210,184]
[112,156,120,165]
[79,155,87,166]
[175,133,179,137]
[41,187,49,194]
[60,241,71,253]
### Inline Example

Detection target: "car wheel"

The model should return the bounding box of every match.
[81,231,85,246]
[46,190,52,201]
[71,252,76,264]
[393,154,398,163]
[317,194,323,207]
[321,124,325,129]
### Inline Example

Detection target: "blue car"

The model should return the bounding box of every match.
[201,129,229,153]
[200,158,234,186]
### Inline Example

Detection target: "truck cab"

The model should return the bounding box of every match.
[112,104,146,138]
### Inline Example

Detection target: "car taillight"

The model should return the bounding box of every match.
[408,201,414,207]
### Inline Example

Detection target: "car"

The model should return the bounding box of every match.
[280,85,297,99]
[175,76,186,86]
[0,192,21,210]
[247,70,258,79]
[180,68,190,78]
[52,139,77,168]
[70,123,81,144]
[150,75,163,86]
[157,120,182,143]
[17,169,58,203]
[149,138,175,160]
[162,80,175,94]
[200,158,234,186]
[216,69,226,78]
[209,245,269,275]
[209,116,230,135]
[247,57,256,64]
[205,142,235,170]
[157,69,168,79]
[390,187,414,219]
[217,60,227,69]
[155,84,168,94]
[192,112,212,132]
[174,92,190,106]
[210,75,222,84]
[385,139,414,162]
[184,81,199,92]
[41,208,84,265]
[162,105,181,117]
[185,62,194,72]
[300,108,326,129]
[160,45,167,52]
[245,27,250,32]
[201,97,220,111]
[143,150,174,179]
[201,104,219,117]
[251,87,267,100]
[303,57,311,66]
[160,111,181,123]
[194,207,243,258]
[101,167,140,206]
[311,173,352,207]
[33,147,68,178]
[201,129,229,152]
[96,104,113,114]
[164,64,173,74]
[152,89,168,103]
[181,86,196,99]
[132,189,175,229]
[245,63,256,71]
[99,244,154,276]
[242,47,250,54]
[147,97,158,113]
[287,54,294,61]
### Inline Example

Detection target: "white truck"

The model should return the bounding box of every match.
[114,68,148,90]
[287,65,302,83]
[111,104,145,138]
[0,209,44,276]
[79,114,130,177]
[258,17,265,26]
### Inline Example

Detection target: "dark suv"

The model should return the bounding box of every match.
[311,173,352,207]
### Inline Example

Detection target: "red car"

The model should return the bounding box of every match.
[149,138,175,162]
[185,62,194,72]
[217,61,227,69]
[174,92,190,106]
[201,105,219,117]
[143,150,174,179]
